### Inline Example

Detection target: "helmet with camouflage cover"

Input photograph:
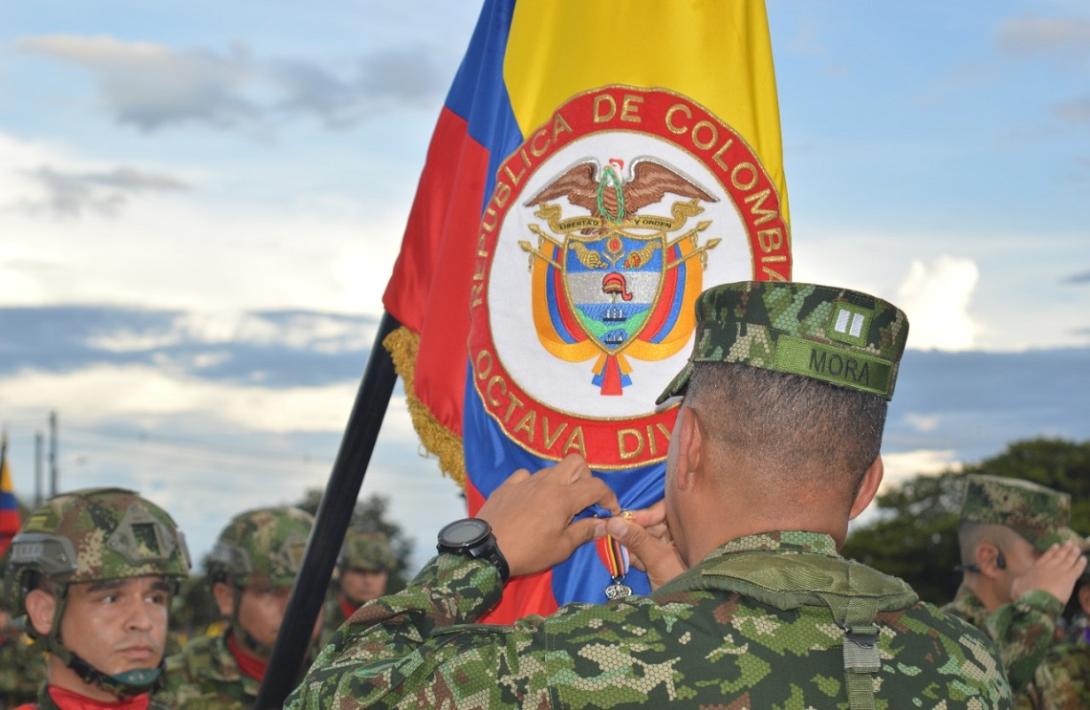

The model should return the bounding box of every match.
[206,506,313,589]
[9,488,190,592]
[339,530,395,573]
[5,487,190,697]
[206,506,313,657]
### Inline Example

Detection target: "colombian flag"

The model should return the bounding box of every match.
[0,434,21,558]
[383,0,790,621]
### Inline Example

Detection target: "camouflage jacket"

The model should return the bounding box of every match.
[163,632,258,710]
[942,584,1062,702]
[287,530,1010,709]
[0,634,45,709]
[322,593,355,642]
[1020,643,1090,710]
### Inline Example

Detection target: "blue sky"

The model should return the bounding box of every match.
[1,1,1088,567]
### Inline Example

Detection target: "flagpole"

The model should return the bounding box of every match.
[255,311,402,709]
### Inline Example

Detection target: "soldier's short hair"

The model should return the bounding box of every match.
[687,361,886,493]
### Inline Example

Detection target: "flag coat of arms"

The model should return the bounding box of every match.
[383,0,791,621]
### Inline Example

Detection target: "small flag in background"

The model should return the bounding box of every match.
[0,431,22,558]
[382,0,792,622]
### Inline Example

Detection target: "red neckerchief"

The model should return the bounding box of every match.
[226,631,268,682]
[45,685,150,710]
[339,596,358,621]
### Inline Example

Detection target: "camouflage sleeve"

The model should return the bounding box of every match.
[287,553,540,708]
[985,589,1063,691]
[1027,644,1090,710]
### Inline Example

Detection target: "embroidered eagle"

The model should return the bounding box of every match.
[525,157,717,224]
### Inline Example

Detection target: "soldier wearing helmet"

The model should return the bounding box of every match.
[165,506,319,709]
[5,488,190,710]
[323,530,395,637]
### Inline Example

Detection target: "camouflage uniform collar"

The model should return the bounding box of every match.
[708,530,840,560]
[948,583,990,629]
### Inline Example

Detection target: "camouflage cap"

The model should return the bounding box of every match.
[207,506,313,589]
[339,530,395,573]
[656,281,909,404]
[960,474,1087,552]
[8,487,190,586]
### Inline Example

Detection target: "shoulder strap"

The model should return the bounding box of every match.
[656,550,917,710]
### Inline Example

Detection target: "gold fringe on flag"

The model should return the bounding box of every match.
[382,326,467,489]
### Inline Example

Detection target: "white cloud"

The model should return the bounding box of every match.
[904,413,940,433]
[0,130,402,314]
[998,16,1090,60]
[881,449,961,491]
[18,35,259,132]
[16,34,446,133]
[0,364,356,433]
[896,256,980,351]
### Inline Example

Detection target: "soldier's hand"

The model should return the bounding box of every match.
[1010,541,1087,604]
[478,454,618,578]
[606,500,686,590]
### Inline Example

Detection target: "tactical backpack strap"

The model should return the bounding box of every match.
[820,592,881,710]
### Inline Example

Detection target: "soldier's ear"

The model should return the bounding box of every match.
[849,455,883,520]
[674,407,703,491]
[975,543,1005,579]
[212,582,235,617]
[24,589,56,636]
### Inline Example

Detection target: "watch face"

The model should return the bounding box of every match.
[440,518,490,547]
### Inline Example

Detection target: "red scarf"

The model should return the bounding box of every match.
[226,631,268,682]
[339,596,358,621]
[43,686,150,710]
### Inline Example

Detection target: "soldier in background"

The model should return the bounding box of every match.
[288,281,1011,708]
[0,576,46,708]
[165,506,321,709]
[6,488,190,710]
[945,474,1087,707]
[323,531,394,637]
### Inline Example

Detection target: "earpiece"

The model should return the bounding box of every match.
[996,551,1007,570]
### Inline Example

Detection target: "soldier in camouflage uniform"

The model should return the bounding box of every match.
[1014,568,1090,709]
[323,530,395,637]
[165,506,319,709]
[0,583,46,708]
[5,488,190,710]
[288,281,1012,708]
[943,475,1088,707]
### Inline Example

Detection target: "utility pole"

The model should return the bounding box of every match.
[35,431,44,506]
[49,410,58,497]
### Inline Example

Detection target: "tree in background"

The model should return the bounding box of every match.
[294,491,415,592]
[843,438,1090,604]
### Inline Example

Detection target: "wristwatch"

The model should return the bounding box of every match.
[436,518,510,583]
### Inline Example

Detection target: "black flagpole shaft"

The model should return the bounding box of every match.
[255,311,401,709]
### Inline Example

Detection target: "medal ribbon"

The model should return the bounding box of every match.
[603,533,629,582]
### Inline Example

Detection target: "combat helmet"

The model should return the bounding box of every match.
[338,530,395,573]
[6,487,190,696]
[206,506,313,655]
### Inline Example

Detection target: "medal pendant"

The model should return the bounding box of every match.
[604,579,632,600]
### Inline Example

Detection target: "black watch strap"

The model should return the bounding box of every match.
[437,518,511,583]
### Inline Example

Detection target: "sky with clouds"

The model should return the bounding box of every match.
[1,1,1088,568]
